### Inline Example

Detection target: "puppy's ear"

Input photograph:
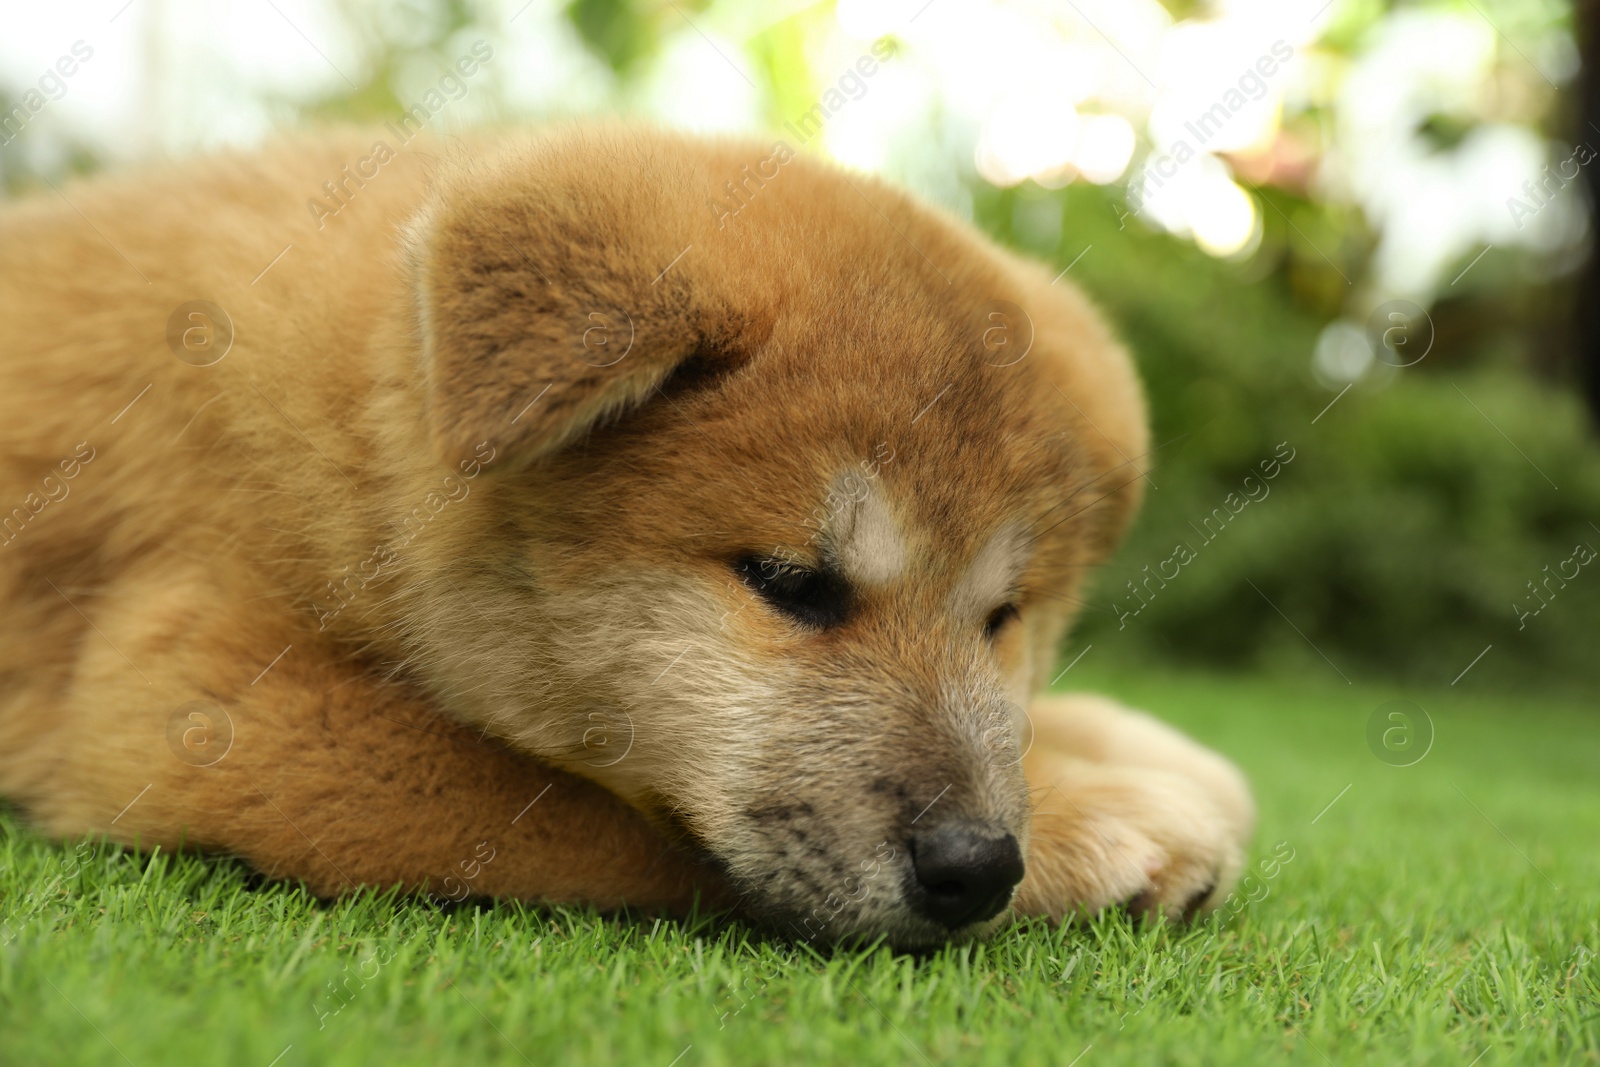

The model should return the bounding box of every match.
[407,139,764,468]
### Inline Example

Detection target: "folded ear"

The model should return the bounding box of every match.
[407,134,768,468]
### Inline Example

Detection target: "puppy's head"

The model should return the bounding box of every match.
[403,127,1147,947]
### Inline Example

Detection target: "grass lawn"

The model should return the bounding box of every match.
[2,667,1596,1066]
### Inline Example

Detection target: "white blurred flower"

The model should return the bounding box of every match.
[975,92,1079,187]
[1313,320,1376,385]
[1189,172,1260,257]
[1322,8,1582,293]
[635,25,761,133]
[1071,113,1136,184]
[1132,152,1259,258]
[821,63,930,173]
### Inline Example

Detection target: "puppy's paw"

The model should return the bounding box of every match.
[1013,760,1247,923]
[1024,694,1256,841]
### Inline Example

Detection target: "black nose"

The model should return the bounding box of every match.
[907,822,1025,929]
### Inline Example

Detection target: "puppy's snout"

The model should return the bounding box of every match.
[907,821,1024,929]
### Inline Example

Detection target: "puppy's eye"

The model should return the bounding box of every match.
[734,555,852,629]
[984,603,1020,640]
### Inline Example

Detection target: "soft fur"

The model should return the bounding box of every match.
[0,125,1253,947]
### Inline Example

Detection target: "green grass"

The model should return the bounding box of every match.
[3,668,1597,1066]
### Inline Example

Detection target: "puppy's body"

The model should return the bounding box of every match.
[0,128,1251,945]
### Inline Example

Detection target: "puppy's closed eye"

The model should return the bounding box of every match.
[734,556,852,629]
[984,603,1020,640]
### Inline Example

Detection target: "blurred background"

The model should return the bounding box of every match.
[2,0,1594,691]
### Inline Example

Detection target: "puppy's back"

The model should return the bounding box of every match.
[0,135,434,782]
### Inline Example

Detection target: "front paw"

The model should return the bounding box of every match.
[1012,761,1247,922]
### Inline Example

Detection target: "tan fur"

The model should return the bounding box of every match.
[0,124,1251,945]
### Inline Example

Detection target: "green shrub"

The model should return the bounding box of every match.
[972,182,1600,688]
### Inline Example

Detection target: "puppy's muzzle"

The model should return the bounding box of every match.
[905,820,1024,929]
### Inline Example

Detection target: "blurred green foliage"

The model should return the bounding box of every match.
[973,182,1600,689]
[565,0,658,74]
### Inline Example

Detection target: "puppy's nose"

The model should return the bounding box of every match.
[907,821,1024,929]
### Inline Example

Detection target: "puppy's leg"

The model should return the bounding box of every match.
[1012,694,1254,921]
[9,570,726,912]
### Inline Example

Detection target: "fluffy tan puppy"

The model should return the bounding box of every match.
[0,126,1252,947]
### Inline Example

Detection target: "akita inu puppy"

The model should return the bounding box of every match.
[0,126,1252,947]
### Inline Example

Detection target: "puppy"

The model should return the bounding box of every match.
[0,126,1252,947]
